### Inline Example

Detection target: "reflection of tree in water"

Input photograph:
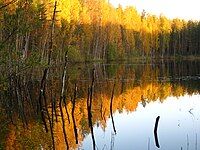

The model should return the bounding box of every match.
[1,60,200,149]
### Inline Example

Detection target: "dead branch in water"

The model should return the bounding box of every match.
[154,116,160,148]
[71,83,78,144]
[110,81,116,134]
[87,69,96,150]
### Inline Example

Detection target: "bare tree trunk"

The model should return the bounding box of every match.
[59,51,69,149]
[23,32,30,59]
[38,0,57,133]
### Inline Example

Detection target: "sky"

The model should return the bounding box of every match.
[109,0,200,20]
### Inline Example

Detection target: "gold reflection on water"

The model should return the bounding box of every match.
[5,82,191,149]
[3,63,199,149]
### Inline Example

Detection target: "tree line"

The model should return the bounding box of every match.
[0,0,200,64]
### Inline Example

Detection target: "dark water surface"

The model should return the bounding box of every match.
[1,60,200,149]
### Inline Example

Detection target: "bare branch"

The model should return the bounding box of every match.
[0,0,17,10]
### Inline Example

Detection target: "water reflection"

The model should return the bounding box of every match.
[1,60,200,149]
[81,94,200,150]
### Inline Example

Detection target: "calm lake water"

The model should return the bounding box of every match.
[1,60,200,149]
[81,94,200,150]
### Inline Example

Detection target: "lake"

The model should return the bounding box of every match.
[1,60,200,150]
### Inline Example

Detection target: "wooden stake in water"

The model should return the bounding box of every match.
[71,83,78,144]
[154,116,160,148]
[87,69,96,150]
[110,81,117,134]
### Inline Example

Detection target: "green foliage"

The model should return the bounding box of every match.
[105,64,119,78]
[25,51,44,67]
[106,44,118,61]
[67,45,83,62]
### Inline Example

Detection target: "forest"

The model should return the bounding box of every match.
[0,0,200,66]
[0,0,200,149]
